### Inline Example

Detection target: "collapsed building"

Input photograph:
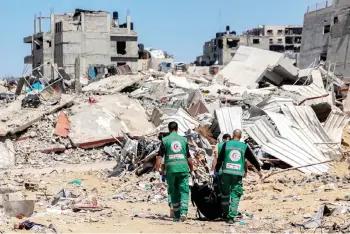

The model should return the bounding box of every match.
[23,9,139,80]
[240,25,303,60]
[195,26,240,66]
[299,0,350,79]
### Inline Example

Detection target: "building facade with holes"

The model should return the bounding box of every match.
[299,0,350,80]
[23,9,138,79]
[239,25,303,62]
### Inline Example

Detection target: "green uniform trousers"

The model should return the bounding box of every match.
[220,174,243,220]
[167,187,172,207]
[166,172,189,218]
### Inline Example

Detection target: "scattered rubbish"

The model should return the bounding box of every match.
[14,220,45,230]
[0,93,16,103]
[134,211,146,218]
[295,205,332,229]
[72,205,104,212]
[21,94,41,108]
[51,189,71,206]
[24,182,39,191]
[70,179,83,185]
[112,194,124,200]
[54,112,70,137]
[88,96,97,104]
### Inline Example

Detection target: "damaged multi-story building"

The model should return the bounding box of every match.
[195,26,240,66]
[299,0,350,79]
[239,25,303,60]
[23,9,138,79]
[195,25,302,66]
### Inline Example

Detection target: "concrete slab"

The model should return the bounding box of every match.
[3,192,36,217]
[0,94,74,136]
[94,94,154,136]
[0,140,15,169]
[167,75,199,90]
[311,70,324,88]
[68,105,123,148]
[216,46,283,88]
[68,94,154,148]
[298,68,313,78]
[82,74,148,94]
[270,56,298,83]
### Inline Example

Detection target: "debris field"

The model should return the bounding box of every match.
[0,46,350,233]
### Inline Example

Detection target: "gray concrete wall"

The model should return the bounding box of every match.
[148,58,173,70]
[327,2,350,77]
[298,7,333,68]
[333,0,350,9]
[79,13,111,76]
[239,35,270,50]
[264,26,286,44]
[138,59,149,71]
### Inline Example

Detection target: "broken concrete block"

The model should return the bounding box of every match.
[68,105,123,149]
[0,141,15,169]
[216,46,284,88]
[54,112,70,137]
[3,192,36,217]
[82,74,147,94]
[311,70,324,88]
[0,94,74,135]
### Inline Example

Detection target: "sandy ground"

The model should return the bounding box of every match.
[1,159,349,233]
[1,127,349,233]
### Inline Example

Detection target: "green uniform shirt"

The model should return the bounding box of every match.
[162,132,189,173]
[217,142,224,175]
[221,140,246,176]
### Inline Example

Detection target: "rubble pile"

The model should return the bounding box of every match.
[0,47,348,173]
[0,46,350,232]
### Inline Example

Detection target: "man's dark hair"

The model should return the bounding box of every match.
[223,133,231,141]
[168,121,178,132]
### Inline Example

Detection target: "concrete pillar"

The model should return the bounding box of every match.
[51,13,55,79]
[75,57,82,94]
[34,14,37,35]
[39,12,42,33]
[127,15,131,34]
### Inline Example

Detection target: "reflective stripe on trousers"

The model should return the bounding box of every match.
[165,161,188,166]
[222,170,244,176]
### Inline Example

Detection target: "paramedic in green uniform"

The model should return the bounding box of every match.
[156,122,194,222]
[211,133,232,176]
[216,129,263,224]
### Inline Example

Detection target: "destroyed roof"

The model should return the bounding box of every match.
[246,103,343,173]
[245,116,330,173]
[256,96,294,113]
[156,109,200,136]
[280,105,341,160]
[323,108,349,144]
[280,83,331,106]
[211,107,242,137]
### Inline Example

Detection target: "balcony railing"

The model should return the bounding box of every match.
[306,0,332,13]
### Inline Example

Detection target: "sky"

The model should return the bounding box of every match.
[0,0,323,77]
